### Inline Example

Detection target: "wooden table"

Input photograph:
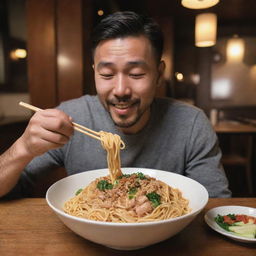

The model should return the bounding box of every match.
[0,198,255,256]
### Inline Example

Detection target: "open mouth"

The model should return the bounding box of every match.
[114,103,132,109]
[109,101,138,116]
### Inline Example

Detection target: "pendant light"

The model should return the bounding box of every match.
[226,35,245,63]
[195,13,217,47]
[181,0,219,9]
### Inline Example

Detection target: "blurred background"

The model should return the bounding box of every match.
[0,0,256,197]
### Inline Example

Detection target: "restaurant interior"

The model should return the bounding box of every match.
[0,0,256,197]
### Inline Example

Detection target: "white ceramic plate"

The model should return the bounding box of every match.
[204,205,256,243]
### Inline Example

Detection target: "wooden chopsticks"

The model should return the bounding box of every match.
[19,102,101,141]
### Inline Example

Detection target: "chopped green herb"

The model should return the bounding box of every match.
[128,187,137,199]
[97,180,113,191]
[117,172,147,180]
[113,180,119,186]
[146,192,161,208]
[128,187,138,195]
[215,214,231,231]
[75,188,83,195]
[117,174,131,179]
[136,172,147,180]
[227,214,236,220]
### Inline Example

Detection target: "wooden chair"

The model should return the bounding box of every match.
[219,134,254,196]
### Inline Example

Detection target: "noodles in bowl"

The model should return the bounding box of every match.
[64,172,190,223]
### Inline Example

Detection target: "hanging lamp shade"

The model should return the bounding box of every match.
[195,13,217,47]
[181,0,219,9]
[226,35,245,63]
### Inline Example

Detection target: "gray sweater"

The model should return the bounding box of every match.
[10,95,231,198]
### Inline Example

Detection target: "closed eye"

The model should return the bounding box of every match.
[129,73,145,79]
[100,74,113,79]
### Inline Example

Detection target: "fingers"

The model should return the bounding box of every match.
[38,109,74,137]
[20,108,75,157]
[35,125,71,145]
[33,109,74,137]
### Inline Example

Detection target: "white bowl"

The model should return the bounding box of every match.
[46,167,208,250]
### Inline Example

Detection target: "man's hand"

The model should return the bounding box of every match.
[17,108,74,157]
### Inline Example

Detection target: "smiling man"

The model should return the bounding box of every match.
[94,35,164,134]
[0,11,231,198]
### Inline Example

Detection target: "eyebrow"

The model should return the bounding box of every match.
[96,61,113,70]
[96,60,147,71]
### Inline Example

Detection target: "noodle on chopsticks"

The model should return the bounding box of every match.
[99,131,125,182]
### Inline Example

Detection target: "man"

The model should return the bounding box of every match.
[0,11,231,198]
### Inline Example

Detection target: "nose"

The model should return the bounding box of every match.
[113,74,131,98]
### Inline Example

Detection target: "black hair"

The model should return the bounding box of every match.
[91,11,163,62]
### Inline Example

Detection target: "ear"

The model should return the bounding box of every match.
[156,60,166,87]
[92,64,95,70]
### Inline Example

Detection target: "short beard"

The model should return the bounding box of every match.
[113,117,139,128]
[111,110,145,129]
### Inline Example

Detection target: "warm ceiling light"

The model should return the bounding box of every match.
[195,13,217,47]
[175,72,184,81]
[10,48,27,60]
[181,0,219,9]
[226,35,245,63]
[97,9,104,16]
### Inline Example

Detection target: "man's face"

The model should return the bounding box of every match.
[93,36,164,134]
